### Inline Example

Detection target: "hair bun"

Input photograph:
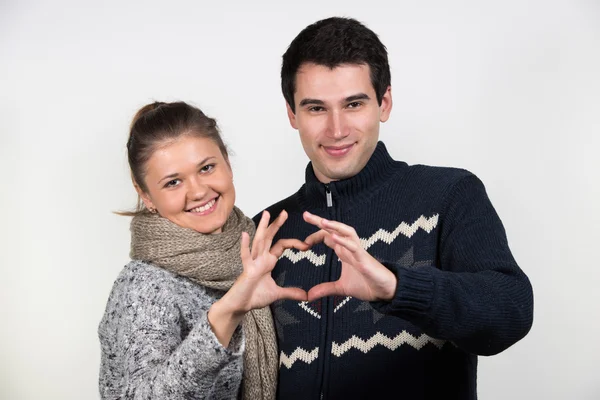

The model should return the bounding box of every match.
[130,101,166,130]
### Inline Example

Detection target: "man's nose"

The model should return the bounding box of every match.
[326,111,349,139]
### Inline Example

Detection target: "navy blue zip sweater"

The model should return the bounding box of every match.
[253,142,533,400]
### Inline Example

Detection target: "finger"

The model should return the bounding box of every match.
[304,211,358,240]
[304,230,329,246]
[307,281,344,302]
[240,232,252,267]
[321,219,358,239]
[331,233,360,253]
[263,210,288,251]
[276,287,308,302]
[303,211,328,229]
[306,230,339,251]
[256,210,271,233]
[331,243,357,267]
[252,210,271,257]
[270,238,310,258]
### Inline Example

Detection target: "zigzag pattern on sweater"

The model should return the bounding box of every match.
[360,214,439,250]
[331,331,445,357]
[279,331,445,368]
[278,214,439,267]
[279,248,326,266]
[280,346,320,369]
[298,301,321,319]
[334,296,351,312]
[297,296,352,320]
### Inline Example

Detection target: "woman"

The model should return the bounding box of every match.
[98,101,308,399]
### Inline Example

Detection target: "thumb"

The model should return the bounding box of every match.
[307,281,342,302]
[277,287,308,302]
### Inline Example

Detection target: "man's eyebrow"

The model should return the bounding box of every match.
[299,98,325,107]
[345,93,370,102]
[298,93,371,108]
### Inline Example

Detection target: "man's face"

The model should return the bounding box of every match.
[287,63,392,183]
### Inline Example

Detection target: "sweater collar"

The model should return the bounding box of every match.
[301,141,405,210]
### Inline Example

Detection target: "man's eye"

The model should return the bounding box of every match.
[347,102,362,109]
[309,106,325,112]
[200,164,215,173]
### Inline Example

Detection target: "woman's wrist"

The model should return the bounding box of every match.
[208,298,245,347]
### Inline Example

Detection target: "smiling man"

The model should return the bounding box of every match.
[255,17,533,400]
[287,62,390,183]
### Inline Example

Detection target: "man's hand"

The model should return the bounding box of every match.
[303,211,397,302]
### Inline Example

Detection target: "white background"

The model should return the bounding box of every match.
[1,1,599,399]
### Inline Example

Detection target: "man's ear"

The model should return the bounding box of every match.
[286,102,298,129]
[379,86,393,123]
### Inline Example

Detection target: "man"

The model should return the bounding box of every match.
[253,17,533,400]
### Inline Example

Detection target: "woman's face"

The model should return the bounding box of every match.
[138,135,235,234]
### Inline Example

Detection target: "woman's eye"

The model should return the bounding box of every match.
[165,179,180,188]
[200,164,215,173]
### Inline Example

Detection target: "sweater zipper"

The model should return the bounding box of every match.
[321,183,334,400]
[325,184,332,208]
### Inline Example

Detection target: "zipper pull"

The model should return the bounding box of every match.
[325,184,333,208]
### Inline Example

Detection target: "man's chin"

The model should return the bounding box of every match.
[319,166,358,182]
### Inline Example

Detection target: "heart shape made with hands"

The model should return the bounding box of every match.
[296,211,397,303]
[247,210,397,306]
[224,209,397,322]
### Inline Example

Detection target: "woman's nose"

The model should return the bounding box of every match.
[187,177,209,201]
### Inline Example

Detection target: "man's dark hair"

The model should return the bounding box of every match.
[281,17,391,113]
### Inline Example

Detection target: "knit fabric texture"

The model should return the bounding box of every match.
[98,261,244,399]
[129,206,278,399]
[255,141,534,400]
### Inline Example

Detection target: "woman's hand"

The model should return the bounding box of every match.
[228,210,309,312]
[209,210,308,346]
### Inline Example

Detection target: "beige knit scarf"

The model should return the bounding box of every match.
[130,206,277,400]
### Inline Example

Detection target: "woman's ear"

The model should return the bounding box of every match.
[135,183,156,212]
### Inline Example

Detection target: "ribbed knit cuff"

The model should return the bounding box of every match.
[197,311,245,356]
[371,263,435,320]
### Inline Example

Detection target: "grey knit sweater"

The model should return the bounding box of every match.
[98,260,245,399]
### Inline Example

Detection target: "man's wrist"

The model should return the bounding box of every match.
[381,272,397,301]
[374,261,398,302]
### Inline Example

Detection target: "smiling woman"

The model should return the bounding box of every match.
[118,102,231,218]
[137,134,235,235]
[98,101,309,400]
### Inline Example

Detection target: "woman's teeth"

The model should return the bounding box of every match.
[189,198,216,213]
